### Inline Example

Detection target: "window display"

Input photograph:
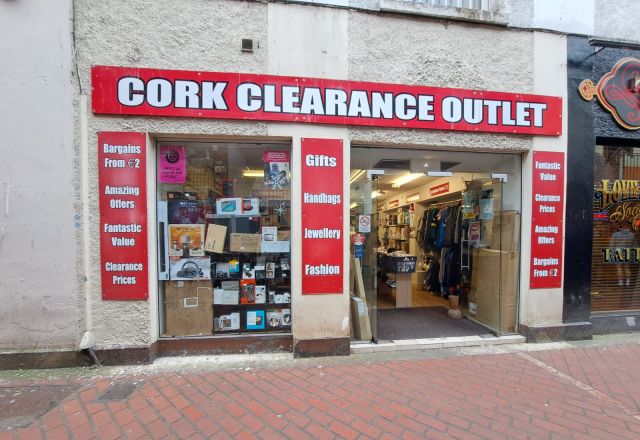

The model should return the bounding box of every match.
[157,142,292,337]
[592,144,640,312]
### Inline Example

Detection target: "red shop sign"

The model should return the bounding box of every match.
[301,138,343,294]
[429,182,450,196]
[98,132,149,300]
[530,151,564,289]
[92,65,562,136]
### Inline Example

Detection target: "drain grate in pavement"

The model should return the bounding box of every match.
[96,382,139,402]
[0,384,80,429]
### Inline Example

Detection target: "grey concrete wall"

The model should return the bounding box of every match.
[76,0,270,348]
[0,0,78,349]
[347,11,534,152]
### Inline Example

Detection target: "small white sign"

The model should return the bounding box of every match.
[358,215,371,233]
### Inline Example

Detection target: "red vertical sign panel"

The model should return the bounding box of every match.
[98,132,149,300]
[301,138,343,294]
[530,151,564,289]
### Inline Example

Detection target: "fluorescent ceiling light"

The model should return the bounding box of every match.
[242,169,264,178]
[391,173,423,188]
[350,169,366,184]
[349,202,358,209]
[427,171,453,177]
[371,190,382,199]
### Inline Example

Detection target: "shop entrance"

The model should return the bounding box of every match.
[349,147,521,343]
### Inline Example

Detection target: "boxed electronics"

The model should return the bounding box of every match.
[266,308,291,328]
[164,280,213,336]
[214,281,239,304]
[214,312,240,331]
[246,310,265,330]
[230,233,261,253]
[216,198,242,215]
[170,257,211,280]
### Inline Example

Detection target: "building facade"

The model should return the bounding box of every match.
[1,0,638,368]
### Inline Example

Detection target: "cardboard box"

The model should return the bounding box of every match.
[473,286,516,333]
[350,295,372,341]
[164,281,213,336]
[230,233,261,253]
[491,211,520,251]
[470,248,519,333]
[204,224,227,253]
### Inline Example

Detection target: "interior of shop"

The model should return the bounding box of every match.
[349,147,521,342]
[156,141,292,338]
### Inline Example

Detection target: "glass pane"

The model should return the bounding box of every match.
[157,142,292,337]
[592,145,640,312]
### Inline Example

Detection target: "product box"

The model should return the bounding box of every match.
[273,292,291,304]
[266,262,276,279]
[164,280,213,336]
[246,310,266,330]
[261,226,278,242]
[168,224,205,257]
[241,198,260,215]
[204,224,227,254]
[214,312,240,331]
[230,234,261,253]
[239,279,257,304]
[267,308,291,328]
[168,194,204,224]
[242,264,255,279]
[261,240,290,253]
[170,257,211,280]
[255,285,266,304]
[214,280,239,304]
[350,295,372,341]
[491,211,520,251]
[216,198,242,215]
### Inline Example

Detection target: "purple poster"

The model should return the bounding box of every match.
[159,146,186,183]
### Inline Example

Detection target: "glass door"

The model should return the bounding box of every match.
[350,169,381,342]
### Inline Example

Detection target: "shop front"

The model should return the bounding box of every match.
[566,38,640,336]
[90,61,565,357]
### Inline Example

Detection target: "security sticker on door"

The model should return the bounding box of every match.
[358,215,371,233]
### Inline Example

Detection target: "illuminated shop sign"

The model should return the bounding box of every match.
[579,57,640,131]
[594,179,640,264]
[92,66,562,136]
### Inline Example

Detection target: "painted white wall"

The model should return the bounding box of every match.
[519,31,568,327]
[0,0,78,349]
[268,3,351,342]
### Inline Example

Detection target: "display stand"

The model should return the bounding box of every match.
[395,273,412,307]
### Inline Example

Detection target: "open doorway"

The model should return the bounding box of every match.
[349,147,521,343]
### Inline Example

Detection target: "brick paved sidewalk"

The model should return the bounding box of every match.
[2,342,640,439]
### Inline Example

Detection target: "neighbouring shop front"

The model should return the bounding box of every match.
[91,64,565,357]
[566,37,640,336]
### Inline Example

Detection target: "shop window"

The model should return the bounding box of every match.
[156,142,292,336]
[592,144,640,312]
